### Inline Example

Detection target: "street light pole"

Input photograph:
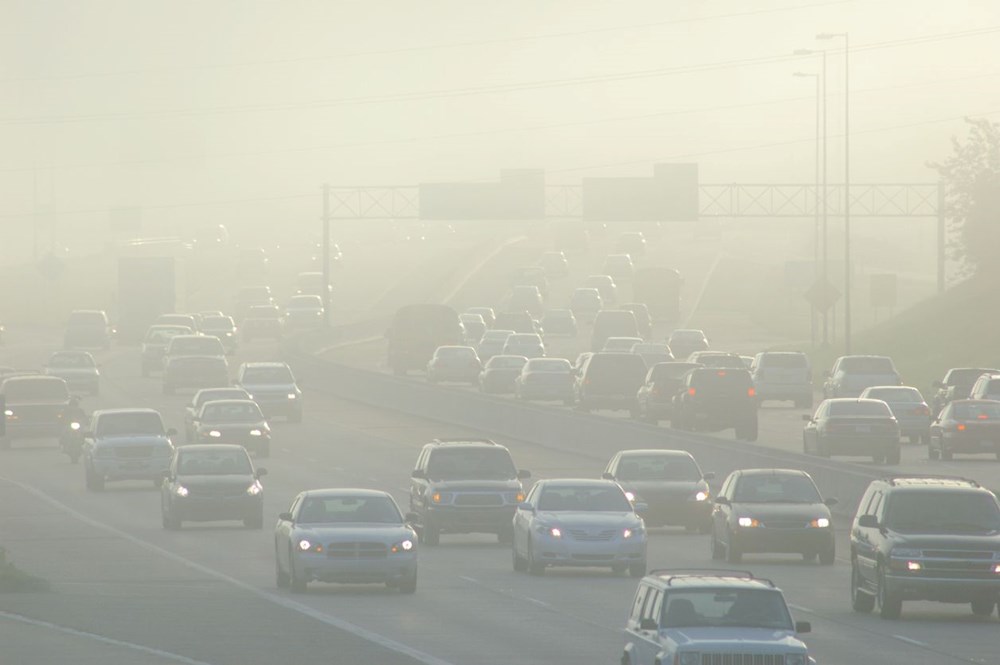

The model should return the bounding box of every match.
[322,183,332,328]
[793,70,820,347]
[819,31,850,352]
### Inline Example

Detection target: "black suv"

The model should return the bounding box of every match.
[409,439,530,546]
[850,475,1000,620]
[671,368,759,441]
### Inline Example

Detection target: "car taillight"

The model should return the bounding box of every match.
[978,414,990,420]
[747,387,756,398]
[956,423,967,432]
[687,387,696,396]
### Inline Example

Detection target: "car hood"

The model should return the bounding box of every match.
[429,479,521,491]
[93,434,171,447]
[620,480,707,497]
[175,474,255,489]
[890,532,1000,548]
[731,502,831,522]
[292,523,415,542]
[535,511,640,528]
[239,383,296,393]
[483,368,520,378]
[197,421,268,431]
[667,627,805,650]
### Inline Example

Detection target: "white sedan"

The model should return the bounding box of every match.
[512,479,647,577]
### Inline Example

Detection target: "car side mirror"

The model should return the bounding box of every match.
[517,502,534,512]
[166,428,177,436]
[602,471,615,480]
[857,514,879,529]
[703,472,715,480]
[404,512,419,524]
[517,469,531,480]
[713,496,730,506]
[824,497,838,507]
[639,618,658,631]
[278,511,293,522]
[256,468,268,478]
[411,469,426,479]
[795,621,811,634]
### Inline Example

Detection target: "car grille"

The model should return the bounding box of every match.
[453,493,504,507]
[325,542,388,559]
[568,528,617,541]
[922,549,995,559]
[701,654,785,665]
[187,486,246,499]
[7,404,64,422]
[762,519,808,529]
[114,446,154,459]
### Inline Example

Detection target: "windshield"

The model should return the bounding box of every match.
[297,495,402,524]
[195,390,248,407]
[617,455,701,481]
[487,356,527,370]
[885,491,1000,533]
[49,353,95,368]
[951,402,1000,420]
[947,368,996,388]
[200,401,263,423]
[661,589,792,630]
[864,387,922,402]
[733,474,822,503]
[537,485,632,512]
[526,359,570,372]
[426,448,517,480]
[169,338,224,355]
[840,357,894,373]
[3,378,69,401]
[242,367,294,384]
[96,412,164,437]
[177,449,252,475]
[828,401,893,417]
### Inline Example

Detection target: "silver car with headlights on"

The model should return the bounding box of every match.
[161,444,265,530]
[81,408,175,491]
[512,479,647,577]
[274,489,418,594]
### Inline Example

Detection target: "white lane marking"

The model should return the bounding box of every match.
[0,610,216,665]
[525,597,551,608]
[893,635,928,647]
[2,477,456,665]
[788,603,813,614]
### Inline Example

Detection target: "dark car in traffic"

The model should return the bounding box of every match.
[161,444,266,530]
[671,368,758,441]
[928,399,1000,460]
[803,398,901,464]
[478,355,528,395]
[514,358,575,404]
[576,352,647,414]
[234,362,302,422]
[634,362,702,423]
[191,399,271,457]
[1,375,72,448]
[602,449,713,531]
[666,328,708,360]
[930,367,998,416]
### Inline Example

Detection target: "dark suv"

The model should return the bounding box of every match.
[409,439,530,546]
[850,475,1000,620]
[672,368,759,441]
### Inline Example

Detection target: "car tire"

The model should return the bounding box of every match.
[629,562,646,578]
[512,545,528,572]
[851,561,875,613]
[527,539,545,576]
[611,563,627,575]
[819,544,836,565]
[398,572,417,594]
[725,532,742,563]
[736,419,758,442]
[928,442,940,460]
[971,598,996,616]
[885,446,901,465]
[802,552,818,563]
[421,524,440,546]
[877,565,902,619]
[85,465,104,492]
[710,531,725,561]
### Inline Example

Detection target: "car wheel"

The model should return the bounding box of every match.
[971,598,996,616]
[802,552,818,563]
[885,446,901,465]
[421,524,440,546]
[851,561,875,613]
[928,441,940,460]
[872,453,885,464]
[611,563,628,575]
[877,564,902,619]
[725,532,742,563]
[527,539,545,576]
[819,544,836,565]
[628,562,646,578]
[710,531,725,561]
[736,419,758,442]
[512,545,528,572]
[398,572,417,594]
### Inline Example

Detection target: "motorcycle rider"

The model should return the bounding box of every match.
[60,396,87,463]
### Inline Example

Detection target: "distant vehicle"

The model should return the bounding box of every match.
[163,335,226,367]
[426,346,481,384]
[141,325,193,376]
[802,398,901,464]
[576,352,647,414]
[591,310,639,352]
[631,342,673,367]
[622,571,812,665]
[540,309,577,337]
[752,351,813,408]
[476,329,514,362]
[275,489,418,593]
[667,328,708,360]
[161,444,266,530]
[459,313,487,345]
[859,385,931,444]
[163,356,229,395]
[823,355,901,398]
[199,315,238,353]
[635,362,702,423]
[584,274,617,305]
[0,375,72,448]
[464,306,496,329]
[184,387,252,441]
[283,295,325,331]
[569,287,602,323]
[603,336,644,353]
[602,449,713,531]
[711,468,836,564]
[502,333,545,359]
[44,350,100,395]
[539,251,569,278]
[294,271,332,298]
[234,286,275,321]
[633,267,682,323]
[241,304,283,342]
[510,266,549,299]
[620,303,652,338]
[234,362,302,423]
[512,479,646,577]
[968,373,1000,401]
[850,476,1000,619]
[928,399,1000,460]
[514,358,575,404]
[930,367,999,415]
[603,254,635,283]
[615,231,646,257]
[409,439,530,545]
[155,313,199,333]
[492,310,540,335]
[479,355,528,395]
[64,310,113,349]
[509,285,544,318]
[386,304,463,376]
[190,399,270,457]
[81,408,175,491]
[672,367,758,441]
[686,351,745,368]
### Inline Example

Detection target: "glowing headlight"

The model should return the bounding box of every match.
[297,539,312,551]
[737,517,760,528]
[175,485,189,497]
[624,491,636,502]
[249,429,263,436]
[694,491,709,502]
[287,393,297,400]
[391,539,415,553]
[623,528,634,539]
[549,527,562,538]
[4,409,12,416]
[70,422,81,431]
[208,430,221,438]
[809,517,830,528]
[906,561,922,571]
[246,483,262,496]
[246,393,254,400]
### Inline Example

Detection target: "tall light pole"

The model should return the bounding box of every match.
[794,48,829,346]
[818,32,850,352]
[793,70,820,347]
[321,183,332,328]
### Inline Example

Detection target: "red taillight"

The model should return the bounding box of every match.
[978,414,989,420]
[957,423,967,431]
[747,387,756,398]
[688,387,696,396]
[716,371,727,377]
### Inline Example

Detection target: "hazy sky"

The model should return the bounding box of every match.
[2,0,999,243]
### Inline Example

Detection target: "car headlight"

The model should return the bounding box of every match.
[70,422,81,431]
[391,539,415,554]
[4,409,12,417]
[246,393,254,400]
[536,526,561,538]
[809,517,830,528]
[297,539,313,552]
[624,526,644,539]
[246,483,262,496]
[249,429,263,437]
[287,393,298,400]
[678,653,700,665]
[208,430,221,438]
[891,548,922,558]
[175,485,189,497]
[785,654,808,665]
[737,517,760,528]
[694,491,709,502]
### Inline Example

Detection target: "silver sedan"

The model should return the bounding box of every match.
[274,489,418,593]
[512,479,647,577]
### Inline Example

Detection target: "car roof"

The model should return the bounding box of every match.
[3,374,63,383]
[428,438,503,448]
[823,398,887,405]
[178,444,249,454]
[736,468,810,478]
[537,478,619,488]
[301,488,393,499]
[950,399,1000,405]
[647,571,778,590]
[93,408,161,417]
[200,399,259,408]
[618,449,694,459]
[241,361,290,369]
[877,475,981,489]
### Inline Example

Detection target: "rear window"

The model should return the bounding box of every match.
[586,354,648,381]
[96,412,164,437]
[68,311,105,326]
[952,402,1000,420]
[49,353,95,368]
[758,353,808,368]
[947,368,996,386]
[169,356,226,370]
[242,366,294,383]
[3,378,69,401]
[828,400,893,417]
[864,387,922,402]
[690,369,752,389]
[670,330,705,343]
[840,357,894,373]
[168,337,224,355]
[487,356,527,370]
[526,359,571,372]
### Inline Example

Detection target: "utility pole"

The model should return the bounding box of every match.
[322,184,332,328]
